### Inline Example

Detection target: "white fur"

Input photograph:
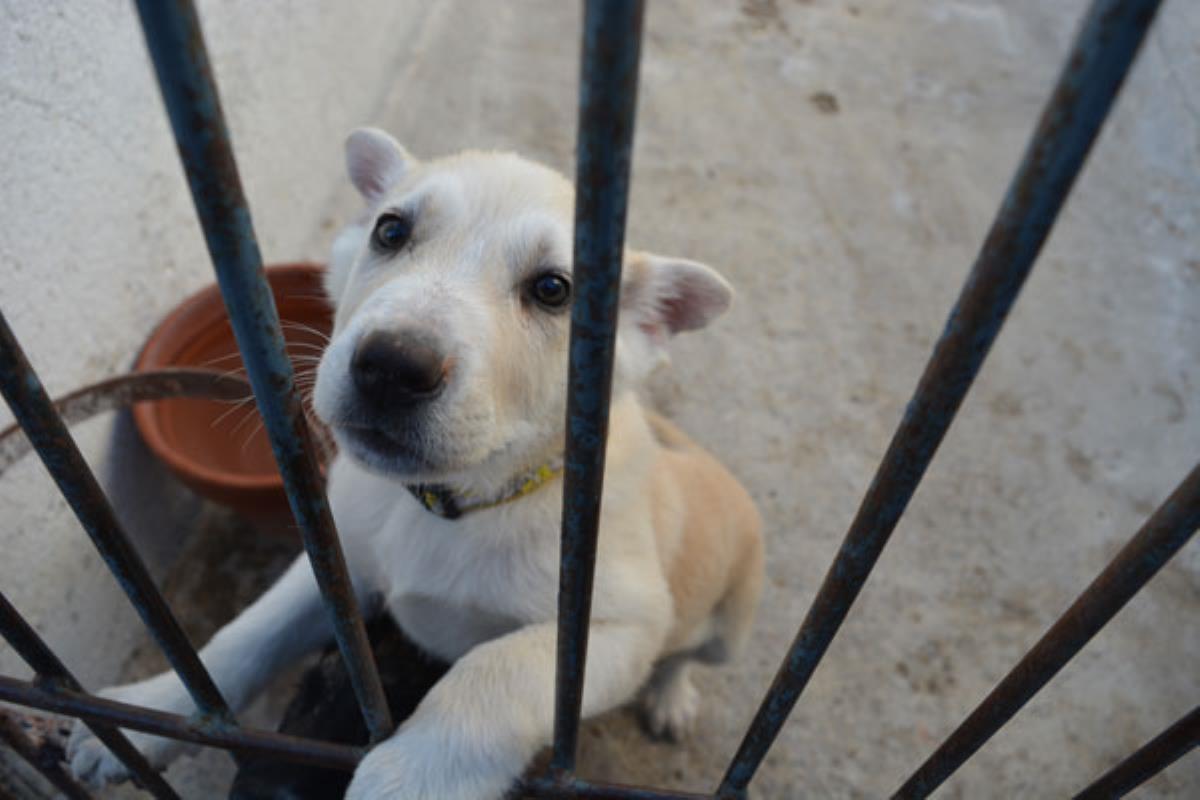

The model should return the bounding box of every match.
[68,130,740,799]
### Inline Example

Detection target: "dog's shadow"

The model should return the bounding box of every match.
[228,616,448,800]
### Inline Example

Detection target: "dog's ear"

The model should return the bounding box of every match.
[621,252,733,347]
[615,252,732,382]
[345,128,413,201]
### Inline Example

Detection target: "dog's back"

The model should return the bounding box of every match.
[646,410,763,662]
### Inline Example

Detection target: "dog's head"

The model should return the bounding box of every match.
[313,128,732,485]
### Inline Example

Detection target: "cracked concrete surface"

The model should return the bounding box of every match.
[2,0,1198,798]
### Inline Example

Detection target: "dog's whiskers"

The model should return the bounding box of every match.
[240,418,266,453]
[285,341,328,353]
[281,292,334,304]
[212,393,256,407]
[280,321,331,343]
[210,395,258,429]
[228,401,266,438]
[198,352,248,369]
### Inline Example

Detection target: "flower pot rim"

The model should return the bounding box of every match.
[132,262,327,498]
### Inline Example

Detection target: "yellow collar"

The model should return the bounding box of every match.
[406,460,563,520]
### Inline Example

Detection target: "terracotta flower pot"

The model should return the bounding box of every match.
[133,263,333,521]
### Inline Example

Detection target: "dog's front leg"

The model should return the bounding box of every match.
[346,619,662,800]
[68,553,374,786]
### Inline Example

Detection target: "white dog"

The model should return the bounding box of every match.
[69,128,764,799]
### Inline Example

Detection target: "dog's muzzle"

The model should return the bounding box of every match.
[350,329,449,411]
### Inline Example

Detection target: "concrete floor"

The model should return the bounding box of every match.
[6,0,1199,797]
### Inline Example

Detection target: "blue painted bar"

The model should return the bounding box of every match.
[0,675,364,774]
[523,775,714,799]
[551,0,646,775]
[0,590,181,798]
[0,311,232,732]
[717,1,1163,796]
[133,0,393,741]
[897,462,1199,798]
[0,709,95,800]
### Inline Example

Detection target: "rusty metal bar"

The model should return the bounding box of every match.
[0,368,250,474]
[0,676,363,773]
[551,0,646,777]
[895,461,1200,798]
[0,312,233,733]
[0,710,94,800]
[0,592,179,799]
[133,0,393,742]
[716,1,1162,795]
[1072,705,1199,799]
[522,776,714,799]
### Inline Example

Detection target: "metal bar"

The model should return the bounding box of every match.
[0,312,233,731]
[0,710,95,800]
[132,0,393,742]
[716,1,1162,795]
[522,776,713,799]
[895,462,1200,798]
[0,368,251,475]
[551,0,646,776]
[0,592,180,799]
[0,676,363,773]
[1072,706,1199,799]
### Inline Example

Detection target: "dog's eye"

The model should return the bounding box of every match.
[526,272,572,310]
[372,213,412,251]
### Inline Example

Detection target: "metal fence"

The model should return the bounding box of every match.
[0,0,1195,798]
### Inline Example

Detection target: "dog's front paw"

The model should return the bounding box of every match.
[641,667,700,742]
[346,722,524,800]
[66,674,196,787]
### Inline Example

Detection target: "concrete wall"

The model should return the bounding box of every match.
[0,0,433,682]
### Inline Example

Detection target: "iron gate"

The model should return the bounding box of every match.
[0,0,1196,798]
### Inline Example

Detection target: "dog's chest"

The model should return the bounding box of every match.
[328,457,565,658]
[382,509,561,659]
[387,592,523,662]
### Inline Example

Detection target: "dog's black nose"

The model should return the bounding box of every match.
[351,330,447,408]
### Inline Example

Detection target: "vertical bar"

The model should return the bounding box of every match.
[1072,706,1199,800]
[895,462,1200,798]
[551,0,646,776]
[0,711,95,800]
[0,592,180,799]
[133,0,393,741]
[0,312,232,725]
[717,1,1162,795]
